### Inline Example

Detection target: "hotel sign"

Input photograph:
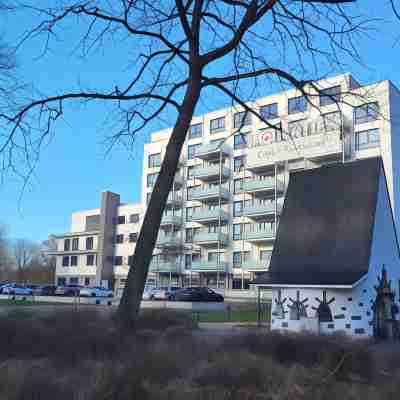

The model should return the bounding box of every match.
[247,113,345,167]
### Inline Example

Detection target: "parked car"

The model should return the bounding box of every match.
[2,284,33,296]
[32,285,57,296]
[55,285,82,297]
[174,287,224,302]
[152,286,182,300]
[80,286,114,298]
[0,283,12,294]
[142,287,158,300]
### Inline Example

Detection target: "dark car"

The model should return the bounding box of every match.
[33,285,57,296]
[174,287,224,302]
[55,284,82,296]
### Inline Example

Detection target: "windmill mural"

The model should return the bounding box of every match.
[312,290,335,322]
[272,289,287,319]
[288,290,309,320]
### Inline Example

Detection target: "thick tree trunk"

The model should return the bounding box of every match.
[117,82,201,323]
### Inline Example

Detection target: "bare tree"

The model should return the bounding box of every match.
[0,1,378,322]
[0,222,11,279]
[13,238,39,282]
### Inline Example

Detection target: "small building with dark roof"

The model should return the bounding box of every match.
[253,158,400,339]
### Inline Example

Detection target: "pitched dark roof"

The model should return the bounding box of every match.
[253,158,382,286]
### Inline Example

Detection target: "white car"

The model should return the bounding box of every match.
[2,284,33,296]
[152,286,181,301]
[79,286,114,298]
[142,287,157,300]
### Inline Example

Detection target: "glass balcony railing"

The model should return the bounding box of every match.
[242,257,271,271]
[192,165,230,181]
[243,178,284,193]
[243,227,275,242]
[196,142,230,159]
[149,261,181,273]
[192,209,229,223]
[243,202,282,218]
[160,214,182,226]
[193,232,229,246]
[190,186,230,201]
[156,234,182,248]
[191,261,228,272]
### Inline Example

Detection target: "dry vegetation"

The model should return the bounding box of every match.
[0,309,399,399]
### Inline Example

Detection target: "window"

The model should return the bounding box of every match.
[84,277,90,286]
[185,228,193,243]
[320,86,341,106]
[86,237,93,250]
[114,256,123,266]
[187,165,195,179]
[72,238,79,251]
[233,224,243,240]
[188,123,203,139]
[187,185,200,201]
[129,232,138,242]
[187,143,200,159]
[234,134,247,149]
[128,255,134,266]
[260,103,278,120]
[233,251,242,268]
[147,173,158,187]
[233,201,243,217]
[148,153,161,168]
[70,255,78,266]
[354,102,379,124]
[130,214,140,223]
[64,238,70,251]
[62,256,69,267]
[57,277,66,286]
[288,95,307,114]
[323,111,341,132]
[87,254,95,266]
[186,207,193,222]
[115,234,124,244]
[210,117,225,133]
[70,277,79,285]
[355,129,380,150]
[85,215,100,231]
[185,254,192,269]
[234,155,246,172]
[234,178,243,194]
[117,215,126,224]
[233,111,252,128]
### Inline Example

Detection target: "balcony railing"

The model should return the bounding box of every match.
[242,257,271,271]
[192,165,230,181]
[196,142,230,160]
[156,234,182,248]
[243,178,284,193]
[192,209,229,223]
[193,232,229,246]
[149,261,181,273]
[166,193,183,206]
[160,214,182,227]
[191,261,228,272]
[190,186,230,202]
[243,227,275,242]
[243,202,282,219]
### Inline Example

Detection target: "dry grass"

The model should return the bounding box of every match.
[0,309,399,399]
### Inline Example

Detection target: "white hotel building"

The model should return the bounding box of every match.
[52,73,400,294]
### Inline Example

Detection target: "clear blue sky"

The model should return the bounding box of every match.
[0,1,399,242]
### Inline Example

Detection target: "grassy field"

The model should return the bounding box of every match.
[194,309,264,322]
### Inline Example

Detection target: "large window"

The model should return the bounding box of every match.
[233,201,243,217]
[234,178,243,194]
[147,173,158,187]
[234,155,246,172]
[62,256,69,267]
[185,228,193,243]
[87,254,95,266]
[185,254,192,269]
[148,153,161,168]
[114,256,123,266]
[72,238,79,251]
[210,116,225,133]
[233,224,243,240]
[288,95,307,114]
[130,214,140,223]
[71,255,78,266]
[86,237,93,250]
[186,207,193,222]
[233,251,242,268]
[260,103,278,120]
[320,86,341,106]
[64,238,70,252]
[234,111,252,128]
[85,215,100,231]
[188,123,203,139]
[355,129,380,150]
[354,102,379,124]
[187,143,200,160]
[234,134,247,149]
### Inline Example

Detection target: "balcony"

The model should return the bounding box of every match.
[243,227,275,243]
[243,178,284,196]
[155,234,182,249]
[192,209,229,224]
[242,257,271,271]
[166,193,183,207]
[192,165,230,181]
[149,261,181,273]
[191,261,228,272]
[173,174,184,189]
[191,186,230,203]
[193,232,229,247]
[160,214,182,228]
[243,202,283,220]
[196,142,230,160]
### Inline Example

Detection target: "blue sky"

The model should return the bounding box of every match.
[0,1,399,242]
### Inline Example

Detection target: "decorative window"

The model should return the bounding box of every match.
[64,239,70,252]
[86,237,93,250]
[288,96,307,114]
[354,102,379,124]
[355,128,380,150]
[72,238,79,251]
[320,86,341,106]
[233,111,252,128]
[86,254,95,266]
[234,134,247,149]
[188,123,203,139]
[62,256,69,267]
[260,103,278,120]
[148,153,161,168]
[210,117,225,134]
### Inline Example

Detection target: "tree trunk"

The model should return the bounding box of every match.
[117,82,201,323]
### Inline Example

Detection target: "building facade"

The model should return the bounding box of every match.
[52,73,400,293]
